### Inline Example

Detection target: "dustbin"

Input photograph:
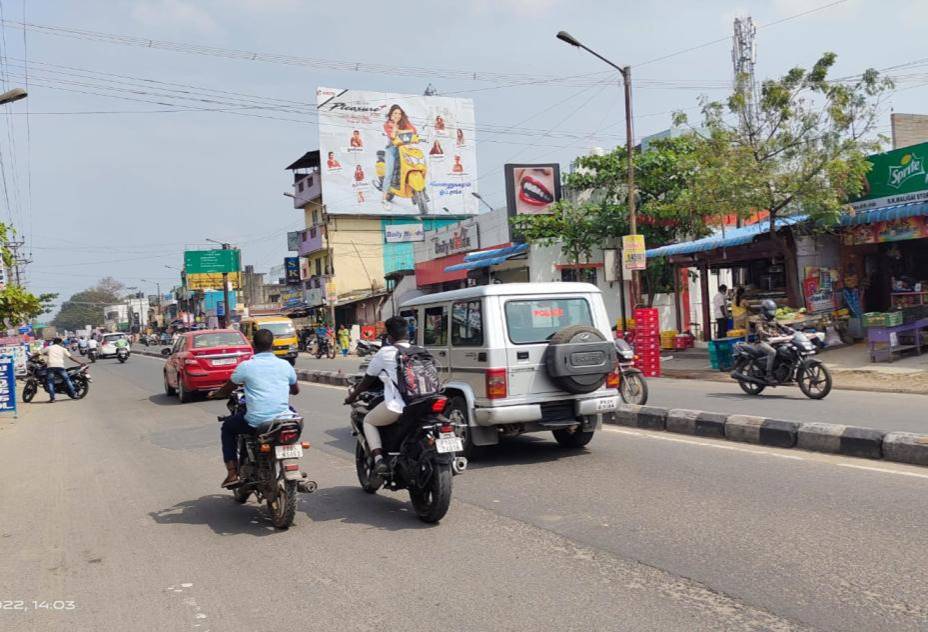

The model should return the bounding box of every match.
[708,337,743,371]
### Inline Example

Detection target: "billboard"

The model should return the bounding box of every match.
[284,257,301,284]
[186,272,241,290]
[184,249,240,274]
[384,223,425,243]
[504,163,561,217]
[430,218,479,257]
[316,87,479,216]
[850,141,928,211]
[287,230,302,252]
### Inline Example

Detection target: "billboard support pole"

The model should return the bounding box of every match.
[221,243,231,329]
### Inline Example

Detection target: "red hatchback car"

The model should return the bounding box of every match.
[163,329,253,403]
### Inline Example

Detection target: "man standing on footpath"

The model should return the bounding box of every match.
[713,284,729,339]
[40,337,85,402]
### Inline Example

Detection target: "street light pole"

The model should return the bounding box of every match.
[557,31,639,317]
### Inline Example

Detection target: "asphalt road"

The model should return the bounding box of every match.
[2,355,927,631]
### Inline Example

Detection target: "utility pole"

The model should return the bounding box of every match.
[221,243,231,329]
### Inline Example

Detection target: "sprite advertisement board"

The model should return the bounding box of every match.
[183,249,241,274]
[851,141,928,211]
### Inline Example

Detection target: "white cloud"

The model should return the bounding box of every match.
[131,0,220,35]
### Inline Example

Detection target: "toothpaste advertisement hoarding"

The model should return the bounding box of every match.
[316,87,479,216]
[504,163,561,217]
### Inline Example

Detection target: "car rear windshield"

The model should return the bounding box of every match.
[260,322,295,337]
[193,333,247,348]
[504,298,594,344]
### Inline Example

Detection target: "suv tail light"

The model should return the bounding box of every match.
[606,366,620,388]
[485,368,507,399]
[279,430,299,444]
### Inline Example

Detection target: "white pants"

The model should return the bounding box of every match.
[363,401,401,453]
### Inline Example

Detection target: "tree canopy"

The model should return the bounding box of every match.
[0,223,56,327]
[51,278,125,332]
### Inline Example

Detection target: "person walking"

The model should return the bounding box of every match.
[713,284,729,339]
[40,337,85,402]
[337,325,351,357]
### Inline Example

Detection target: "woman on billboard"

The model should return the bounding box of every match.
[381,104,421,210]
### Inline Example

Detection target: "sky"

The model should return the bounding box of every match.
[5,0,928,315]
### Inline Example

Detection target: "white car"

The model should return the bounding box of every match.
[99,333,130,358]
[398,283,620,457]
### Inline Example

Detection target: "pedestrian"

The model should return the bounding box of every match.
[713,284,729,339]
[337,324,351,357]
[39,337,85,402]
[731,286,750,332]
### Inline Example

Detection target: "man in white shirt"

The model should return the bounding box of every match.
[344,316,410,477]
[40,337,85,402]
[712,284,729,339]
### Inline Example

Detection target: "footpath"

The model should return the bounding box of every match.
[661,343,928,395]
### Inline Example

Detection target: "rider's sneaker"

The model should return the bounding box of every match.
[373,458,390,478]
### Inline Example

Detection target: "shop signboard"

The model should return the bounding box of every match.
[842,215,928,245]
[384,223,425,243]
[0,344,26,375]
[304,287,325,306]
[184,249,241,274]
[851,141,928,211]
[299,257,310,281]
[316,87,478,216]
[504,163,562,217]
[622,234,647,272]
[186,272,241,290]
[287,230,303,252]
[280,288,302,307]
[284,257,301,284]
[325,280,337,304]
[430,219,479,257]
[0,355,16,414]
[802,267,838,313]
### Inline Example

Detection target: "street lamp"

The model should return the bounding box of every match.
[0,88,27,105]
[557,30,639,314]
[471,192,496,213]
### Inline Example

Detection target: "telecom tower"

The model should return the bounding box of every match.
[732,16,757,129]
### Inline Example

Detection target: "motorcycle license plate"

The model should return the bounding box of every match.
[435,435,463,454]
[212,358,235,366]
[596,398,617,412]
[275,444,303,459]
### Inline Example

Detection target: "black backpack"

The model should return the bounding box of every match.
[392,344,442,404]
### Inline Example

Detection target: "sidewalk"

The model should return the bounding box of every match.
[661,342,928,395]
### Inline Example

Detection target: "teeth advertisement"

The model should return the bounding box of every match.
[316,87,479,216]
[504,163,561,217]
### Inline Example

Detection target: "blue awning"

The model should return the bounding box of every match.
[646,215,808,258]
[463,242,529,262]
[840,201,928,226]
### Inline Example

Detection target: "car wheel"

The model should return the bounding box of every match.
[177,374,194,403]
[163,371,176,396]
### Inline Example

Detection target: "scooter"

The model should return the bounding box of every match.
[378,132,430,214]
[116,346,130,363]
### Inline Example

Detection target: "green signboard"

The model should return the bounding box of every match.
[851,141,928,211]
[183,249,240,274]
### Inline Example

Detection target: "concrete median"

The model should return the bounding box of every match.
[882,432,928,466]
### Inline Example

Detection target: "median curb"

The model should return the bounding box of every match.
[607,403,925,466]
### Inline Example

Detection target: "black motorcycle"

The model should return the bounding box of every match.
[315,336,336,360]
[730,329,832,399]
[347,381,466,523]
[21,355,92,403]
[87,347,97,363]
[116,347,129,363]
[615,338,648,405]
[220,390,316,530]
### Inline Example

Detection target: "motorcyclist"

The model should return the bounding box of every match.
[208,328,300,488]
[343,316,409,477]
[114,336,129,351]
[750,299,792,383]
[39,337,86,402]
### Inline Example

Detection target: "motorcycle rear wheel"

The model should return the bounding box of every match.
[410,462,452,524]
[267,477,297,530]
[22,380,37,403]
[619,371,649,405]
[798,360,832,400]
[736,359,766,395]
[355,441,381,493]
[71,377,89,399]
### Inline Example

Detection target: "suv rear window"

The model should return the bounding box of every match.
[504,298,593,344]
[193,332,247,348]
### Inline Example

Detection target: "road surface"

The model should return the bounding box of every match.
[2,354,927,631]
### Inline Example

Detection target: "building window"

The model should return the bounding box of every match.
[561,267,597,284]
[312,209,319,226]
[315,258,322,277]
[451,300,483,346]
[423,306,447,346]
[298,180,304,192]
[310,226,317,239]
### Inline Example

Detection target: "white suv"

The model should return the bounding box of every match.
[399,283,619,456]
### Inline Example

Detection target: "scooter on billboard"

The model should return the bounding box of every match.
[373,132,430,214]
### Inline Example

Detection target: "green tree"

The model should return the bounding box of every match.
[673,52,893,234]
[510,200,599,268]
[0,223,57,326]
[51,278,124,331]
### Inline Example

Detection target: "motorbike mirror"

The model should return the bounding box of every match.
[161,347,171,356]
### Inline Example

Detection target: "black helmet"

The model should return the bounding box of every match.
[760,299,777,321]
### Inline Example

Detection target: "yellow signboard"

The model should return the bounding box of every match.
[186,272,241,290]
[622,234,646,272]
[325,280,337,303]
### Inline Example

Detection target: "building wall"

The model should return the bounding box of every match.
[891,113,928,149]
[327,216,385,297]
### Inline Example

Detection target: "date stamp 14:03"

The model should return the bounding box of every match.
[1,600,77,612]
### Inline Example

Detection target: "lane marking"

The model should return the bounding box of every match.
[606,427,803,460]
[835,463,928,480]
[297,380,348,391]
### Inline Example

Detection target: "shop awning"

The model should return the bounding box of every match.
[444,243,529,272]
[839,201,928,226]
[646,215,808,259]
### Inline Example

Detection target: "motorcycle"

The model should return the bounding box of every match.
[347,379,466,523]
[220,389,316,530]
[78,341,88,356]
[614,338,648,405]
[87,347,97,363]
[315,336,337,360]
[355,338,382,358]
[116,346,130,363]
[21,355,92,403]
[730,329,832,399]
[375,132,430,214]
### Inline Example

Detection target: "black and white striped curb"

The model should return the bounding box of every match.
[610,404,928,468]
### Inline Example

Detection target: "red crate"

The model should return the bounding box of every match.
[634,308,658,321]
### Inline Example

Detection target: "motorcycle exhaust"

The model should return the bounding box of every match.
[297,479,318,494]
[730,371,767,386]
[452,456,468,474]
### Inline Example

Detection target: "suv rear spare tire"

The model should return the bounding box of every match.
[544,325,614,394]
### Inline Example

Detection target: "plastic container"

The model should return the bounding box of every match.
[708,338,743,371]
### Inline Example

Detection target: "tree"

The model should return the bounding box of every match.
[673,52,893,235]
[0,223,57,326]
[510,201,599,268]
[51,279,124,331]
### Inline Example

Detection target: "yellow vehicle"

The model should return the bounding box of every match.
[239,316,299,365]
[382,131,429,214]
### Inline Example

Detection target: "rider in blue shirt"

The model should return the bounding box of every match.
[209,328,299,488]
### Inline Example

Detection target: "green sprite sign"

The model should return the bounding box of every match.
[851,141,928,211]
[184,249,240,274]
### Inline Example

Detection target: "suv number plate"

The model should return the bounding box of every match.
[596,398,618,412]
[436,436,463,454]
[275,445,303,459]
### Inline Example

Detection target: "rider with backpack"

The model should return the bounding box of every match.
[344,315,439,477]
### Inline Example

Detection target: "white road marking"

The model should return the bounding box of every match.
[606,427,803,460]
[297,380,348,391]
[835,463,928,480]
